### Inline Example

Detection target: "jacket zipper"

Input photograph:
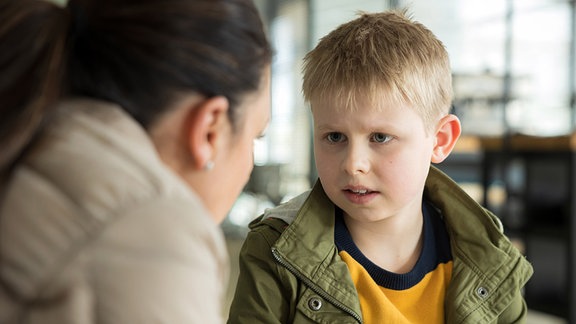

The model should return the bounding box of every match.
[271,247,363,323]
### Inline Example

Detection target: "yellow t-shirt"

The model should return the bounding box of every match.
[334,202,452,324]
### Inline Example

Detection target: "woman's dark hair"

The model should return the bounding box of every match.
[0,0,272,178]
[0,0,68,178]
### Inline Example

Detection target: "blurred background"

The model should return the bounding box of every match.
[221,0,576,323]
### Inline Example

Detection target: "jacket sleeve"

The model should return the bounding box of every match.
[497,290,528,323]
[486,209,532,324]
[227,220,295,324]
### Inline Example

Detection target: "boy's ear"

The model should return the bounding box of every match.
[185,96,229,170]
[431,114,461,164]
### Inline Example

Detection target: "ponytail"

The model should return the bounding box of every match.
[0,0,69,182]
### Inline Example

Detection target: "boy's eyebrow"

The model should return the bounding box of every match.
[315,121,398,133]
[314,123,336,131]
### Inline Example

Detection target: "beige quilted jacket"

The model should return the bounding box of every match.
[0,99,228,324]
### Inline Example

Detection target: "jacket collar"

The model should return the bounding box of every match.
[425,166,531,277]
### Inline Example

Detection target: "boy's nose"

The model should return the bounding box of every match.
[343,146,370,175]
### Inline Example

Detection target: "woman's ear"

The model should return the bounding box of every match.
[186,96,229,170]
[431,114,461,164]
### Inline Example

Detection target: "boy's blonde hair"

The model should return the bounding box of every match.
[302,10,453,131]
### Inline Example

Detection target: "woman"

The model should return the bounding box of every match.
[0,0,271,323]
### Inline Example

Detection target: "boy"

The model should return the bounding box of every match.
[228,10,533,323]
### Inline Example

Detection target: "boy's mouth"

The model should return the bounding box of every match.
[343,185,376,195]
[343,187,378,204]
[348,189,369,195]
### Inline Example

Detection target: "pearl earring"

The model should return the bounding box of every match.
[204,161,215,171]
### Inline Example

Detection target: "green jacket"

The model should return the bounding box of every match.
[228,167,533,323]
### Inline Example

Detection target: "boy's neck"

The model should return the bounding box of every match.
[343,207,424,274]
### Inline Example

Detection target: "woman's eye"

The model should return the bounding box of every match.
[326,132,345,143]
[372,133,392,143]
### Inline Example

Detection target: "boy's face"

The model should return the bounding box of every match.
[312,99,436,225]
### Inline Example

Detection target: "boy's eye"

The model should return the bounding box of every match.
[372,133,392,143]
[326,132,345,143]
